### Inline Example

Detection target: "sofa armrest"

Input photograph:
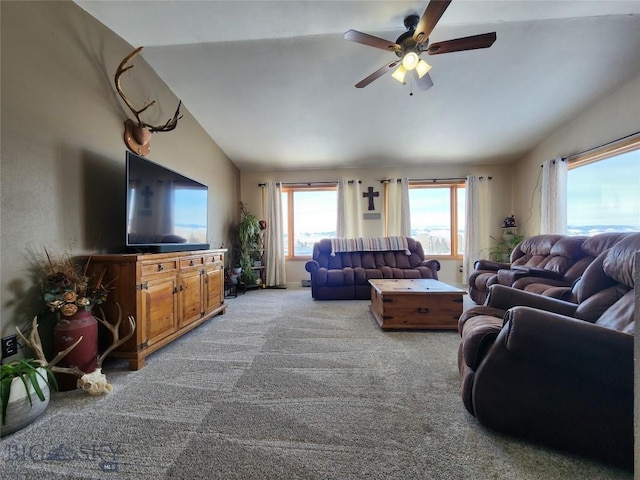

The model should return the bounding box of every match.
[486,284,578,317]
[474,259,510,271]
[496,268,528,285]
[502,306,633,390]
[419,259,441,271]
[459,316,504,370]
[511,265,564,279]
[304,260,319,274]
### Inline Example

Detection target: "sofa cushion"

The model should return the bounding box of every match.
[581,232,630,257]
[510,235,565,264]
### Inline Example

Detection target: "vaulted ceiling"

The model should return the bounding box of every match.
[76,1,640,171]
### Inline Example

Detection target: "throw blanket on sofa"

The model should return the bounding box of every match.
[330,236,411,256]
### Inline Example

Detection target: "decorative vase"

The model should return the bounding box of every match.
[0,367,50,437]
[53,309,98,391]
[230,267,242,285]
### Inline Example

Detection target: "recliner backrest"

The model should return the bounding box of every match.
[572,233,640,331]
[510,234,566,266]
[563,232,632,282]
[537,235,588,275]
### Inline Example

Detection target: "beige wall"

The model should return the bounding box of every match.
[0,1,240,335]
[512,74,640,237]
[241,163,513,286]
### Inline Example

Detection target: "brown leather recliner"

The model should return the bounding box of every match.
[511,231,631,299]
[467,232,630,304]
[467,234,573,304]
[457,232,639,468]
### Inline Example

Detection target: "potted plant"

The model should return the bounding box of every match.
[0,358,57,437]
[32,248,134,395]
[36,248,110,390]
[489,234,524,262]
[234,204,261,285]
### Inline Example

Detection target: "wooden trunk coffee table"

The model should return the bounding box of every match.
[368,279,465,330]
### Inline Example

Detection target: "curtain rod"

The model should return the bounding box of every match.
[380,176,490,183]
[541,130,640,167]
[564,130,640,161]
[258,180,361,187]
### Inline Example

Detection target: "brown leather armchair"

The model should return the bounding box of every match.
[457,232,639,468]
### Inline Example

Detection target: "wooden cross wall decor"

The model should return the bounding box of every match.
[363,186,379,211]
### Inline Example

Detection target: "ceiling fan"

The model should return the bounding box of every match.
[344,0,496,90]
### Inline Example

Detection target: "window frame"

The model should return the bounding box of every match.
[282,184,337,261]
[568,134,640,170]
[405,181,466,260]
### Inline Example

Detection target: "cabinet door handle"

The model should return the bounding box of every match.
[157,264,164,271]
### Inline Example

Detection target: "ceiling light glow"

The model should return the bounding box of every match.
[402,52,419,70]
[391,65,407,83]
[416,59,432,78]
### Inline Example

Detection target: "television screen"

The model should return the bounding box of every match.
[126,152,209,251]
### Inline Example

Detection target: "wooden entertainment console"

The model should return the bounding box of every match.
[86,249,227,370]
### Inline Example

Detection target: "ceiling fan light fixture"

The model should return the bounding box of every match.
[402,51,419,70]
[416,59,432,78]
[391,65,407,83]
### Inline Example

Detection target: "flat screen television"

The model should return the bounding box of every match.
[125,151,209,252]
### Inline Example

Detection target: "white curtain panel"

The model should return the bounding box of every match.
[386,178,411,236]
[337,179,363,238]
[261,181,287,287]
[540,158,568,234]
[463,175,491,283]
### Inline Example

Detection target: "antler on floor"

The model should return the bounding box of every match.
[95,304,136,369]
[16,316,85,378]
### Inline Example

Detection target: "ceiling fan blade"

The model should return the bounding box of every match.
[355,60,400,88]
[344,29,400,52]
[414,71,434,91]
[426,32,497,55]
[413,0,452,44]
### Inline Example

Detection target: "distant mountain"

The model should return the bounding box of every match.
[566,225,639,235]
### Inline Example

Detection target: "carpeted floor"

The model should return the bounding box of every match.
[0,288,632,479]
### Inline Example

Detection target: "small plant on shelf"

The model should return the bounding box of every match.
[488,215,524,262]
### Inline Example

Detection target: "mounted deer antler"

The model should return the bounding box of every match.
[115,46,183,156]
[16,317,85,378]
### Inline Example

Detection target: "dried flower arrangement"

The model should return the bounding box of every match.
[38,249,109,317]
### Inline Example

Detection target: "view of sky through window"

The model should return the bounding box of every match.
[567,150,640,235]
[282,189,337,256]
[409,186,465,256]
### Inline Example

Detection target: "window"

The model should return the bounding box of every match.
[282,186,337,258]
[408,183,465,257]
[567,139,640,235]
